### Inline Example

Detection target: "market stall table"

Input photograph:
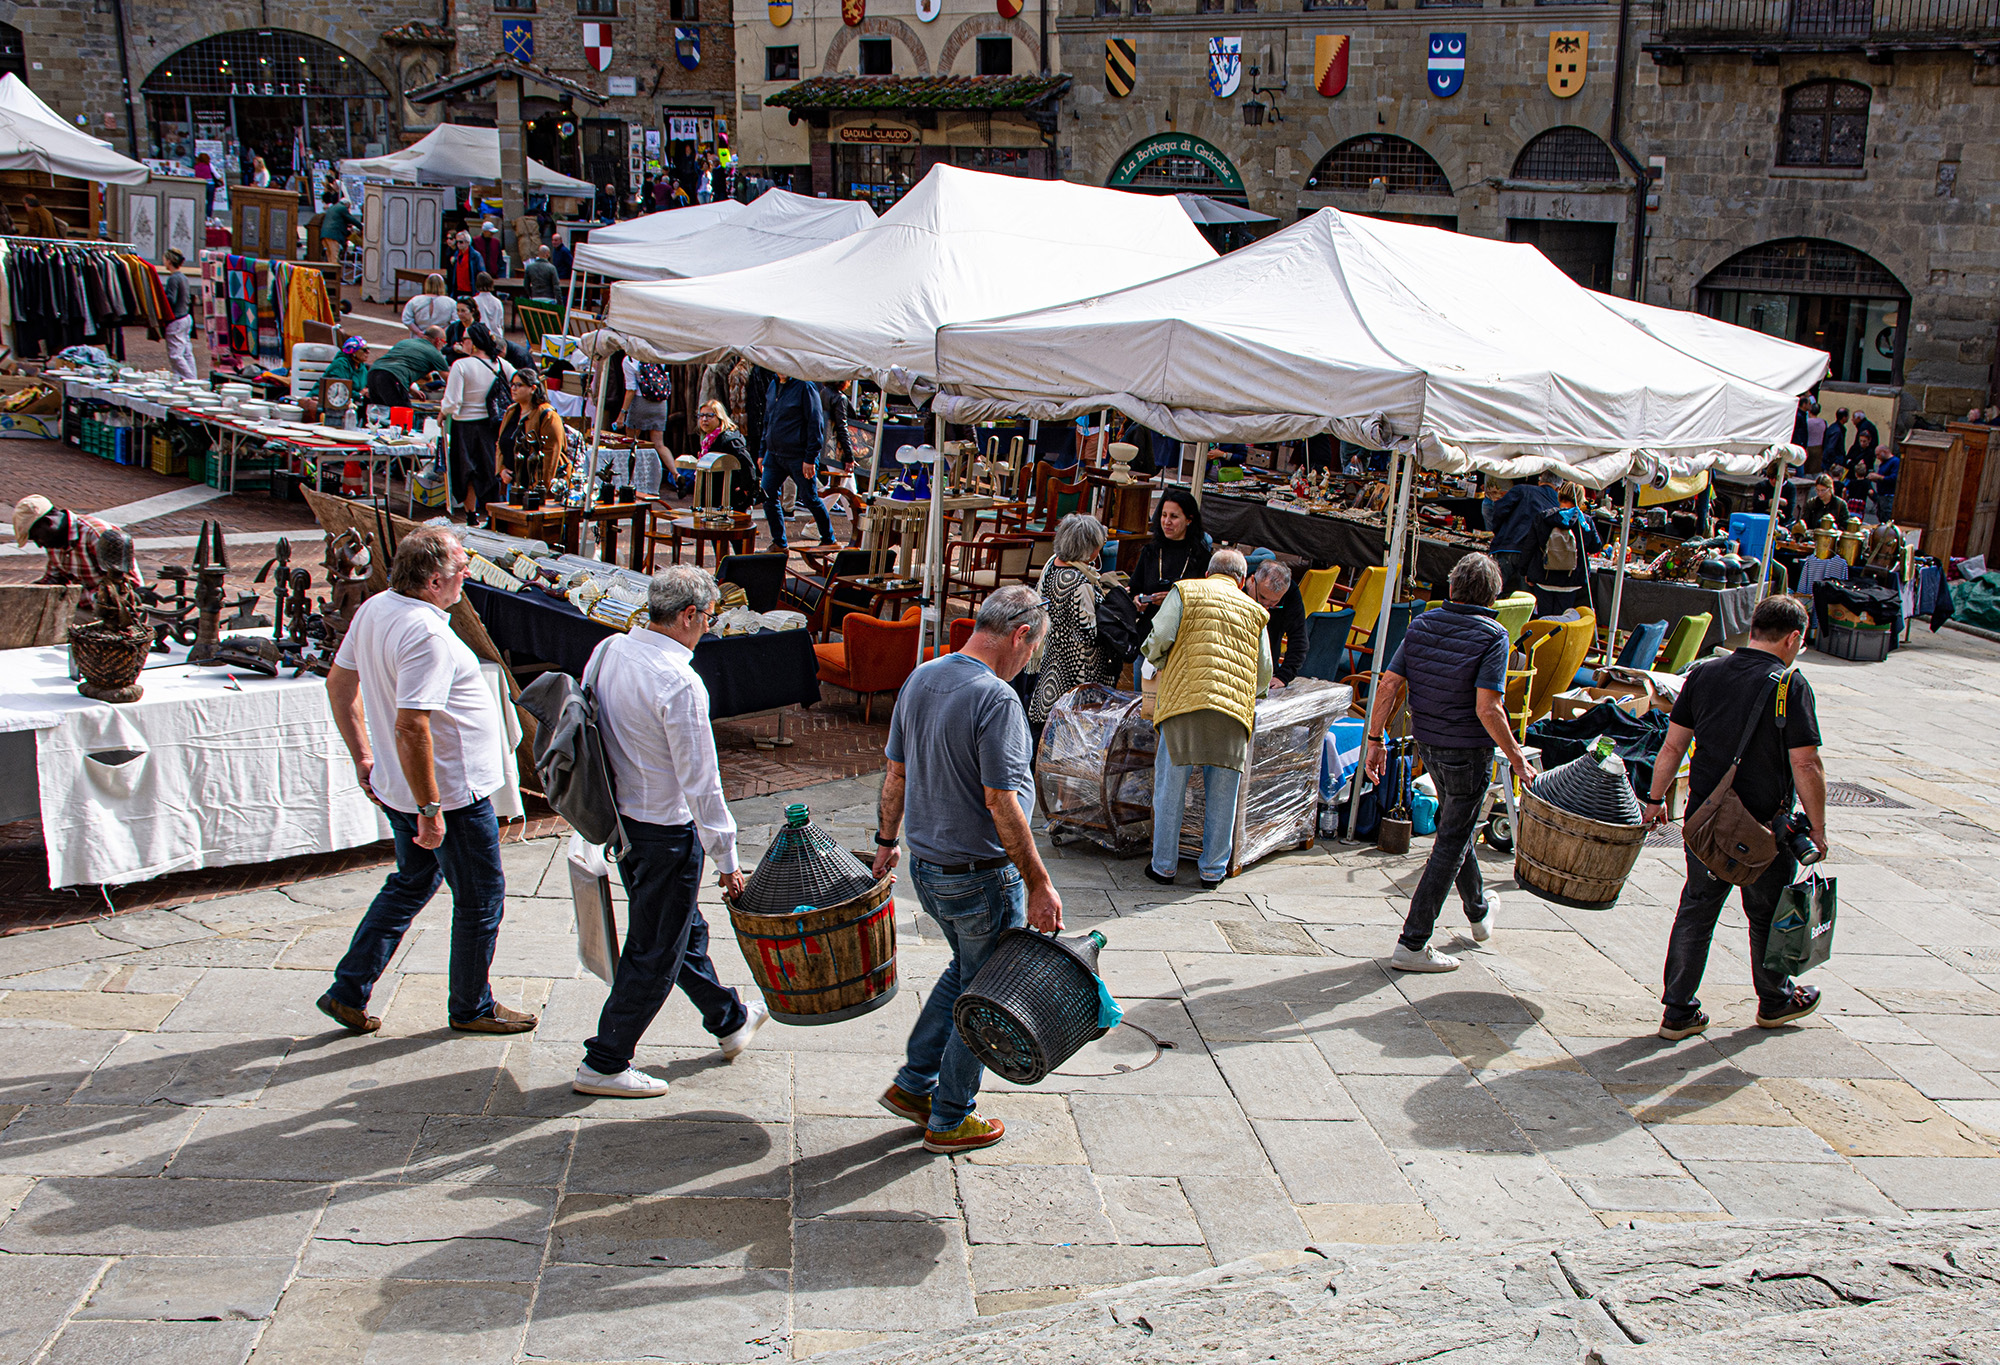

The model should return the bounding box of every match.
[657,512,757,570]
[1587,568,1761,654]
[0,643,522,889]
[1201,491,1483,588]
[464,582,822,721]
[487,503,571,550]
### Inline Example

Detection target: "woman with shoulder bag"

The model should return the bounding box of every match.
[1030,514,1122,740]
[695,401,754,510]
[498,370,571,493]
[440,321,513,523]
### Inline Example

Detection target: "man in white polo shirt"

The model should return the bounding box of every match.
[317,527,537,1036]
[574,564,766,1097]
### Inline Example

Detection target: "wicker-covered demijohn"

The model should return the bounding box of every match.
[726,803,898,1026]
[953,929,1112,1084]
[1530,751,1645,826]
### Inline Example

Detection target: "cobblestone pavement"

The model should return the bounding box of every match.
[3,625,2000,1362]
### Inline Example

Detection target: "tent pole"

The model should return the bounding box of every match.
[583,353,610,539]
[1754,451,1782,601]
[924,412,946,661]
[1605,478,1637,665]
[866,398,887,559]
[1190,443,1208,507]
[1347,448,1414,841]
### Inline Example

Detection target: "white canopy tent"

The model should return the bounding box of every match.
[0,74,147,186]
[579,165,1217,653]
[583,198,744,247]
[1594,293,1829,398]
[339,125,594,195]
[572,190,875,282]
[930,207,1818,836]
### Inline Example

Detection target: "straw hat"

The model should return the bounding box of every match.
[13,494,52,547]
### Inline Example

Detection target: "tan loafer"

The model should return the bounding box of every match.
[317,992,381,1035]
[449,1002,539,1035]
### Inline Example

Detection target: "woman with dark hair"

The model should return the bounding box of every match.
[1131,487,1212,610]
[498,369,571,492]
[440,321,513,522]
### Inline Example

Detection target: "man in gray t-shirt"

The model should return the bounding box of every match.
[872,584,1063,1156]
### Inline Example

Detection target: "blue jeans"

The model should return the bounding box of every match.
[328,797,505,1023]
[584,819,746,1074]
[761,454,831,547]
[1151,742,1242,883]
[1398,743,1492,951]
[894,860,1026,1131]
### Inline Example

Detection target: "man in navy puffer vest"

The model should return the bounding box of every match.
[1363,553,1539,972]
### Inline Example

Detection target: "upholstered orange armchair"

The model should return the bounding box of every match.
[813,606,922,723]
[924,616,977,661]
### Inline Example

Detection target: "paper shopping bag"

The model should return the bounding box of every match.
[1762,873,1836,977]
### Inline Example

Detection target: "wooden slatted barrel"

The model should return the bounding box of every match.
[1513,788,1648,911]
[727,875,898,1024]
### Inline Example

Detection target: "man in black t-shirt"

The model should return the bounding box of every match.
[1643,595,1827,1041]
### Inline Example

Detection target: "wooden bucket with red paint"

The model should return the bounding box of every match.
[726,874,898,1025]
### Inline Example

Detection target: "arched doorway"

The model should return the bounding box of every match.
[1304,135,1454,230]
[1107,134,1245,204]
[1697,238,1907,386]
[1506,127,1622,291]
[142,30,389,182]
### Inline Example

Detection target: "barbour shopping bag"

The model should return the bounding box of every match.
[1762,873,1837,977]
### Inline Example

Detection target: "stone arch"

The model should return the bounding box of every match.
[1305,135,1451,196]
[1676,213,1920,311]
[936,15,1041,75]
[132,12,398,112]
[1512,126,1619,183]
[819,18,932,76]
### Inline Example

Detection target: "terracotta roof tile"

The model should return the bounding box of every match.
[767,74,1069,111]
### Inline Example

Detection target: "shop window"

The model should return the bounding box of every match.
[858,38,893,75]
[955,147,1035,174]
[1095,0,1120,14]
[1512,126,1619,183]
[835,142,918,212]
[766,45,799,80]
[576,0,617,14]
[1306,135,1452,196]
[1197,0,1225,12]
[976,37,1013,76]
[1235,0,1258,10]
[670,0,699,16]
[1778,80,1869,169]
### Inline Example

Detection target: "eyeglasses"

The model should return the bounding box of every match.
[1001,598,1050,626]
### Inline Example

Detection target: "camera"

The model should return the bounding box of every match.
[1777,811,1822,866]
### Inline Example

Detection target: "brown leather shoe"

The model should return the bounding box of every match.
[449,1002,539,1034]
[877,1084,932,1126]
[317,992,381,1035]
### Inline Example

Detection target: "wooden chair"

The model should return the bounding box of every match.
[944,536,1034,609]
[1040,474,1089,531]
[1298,566,1342,618]
[786,547,891,640]
[1341,600,1418,701]
[517,301,564,353]
[812,605,921,723]
[1658,612,1712,673]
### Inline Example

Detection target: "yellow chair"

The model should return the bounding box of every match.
[1521,611,1597,725]
[1339,566,1388,649]
[1659,612,1712,673]
[1494,591,1536,648]
[1299,566,1342,618]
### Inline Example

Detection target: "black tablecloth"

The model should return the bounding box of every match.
[466,582,822,719]
[1201,493,1481,587]
[1586,570,1762,653]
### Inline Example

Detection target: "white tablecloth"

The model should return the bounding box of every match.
[0,644,522,889]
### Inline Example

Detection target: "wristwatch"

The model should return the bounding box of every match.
[418,801,443,818]
[873,832,899,848]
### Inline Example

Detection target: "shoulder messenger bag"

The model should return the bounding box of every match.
[1682,666,1791,886]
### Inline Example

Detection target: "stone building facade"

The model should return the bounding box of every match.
[1054,1,2000,417]
[3,0,733,206]
[733,0,1058,197]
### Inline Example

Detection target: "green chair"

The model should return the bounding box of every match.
[1494,591,1536,648]
[518,302,565,353]
[1659,611,1712,673]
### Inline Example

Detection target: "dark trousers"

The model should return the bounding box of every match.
[450,418,502,513]
[329,797,504,1023]
[1492,552,1527,597]
[1529,584,1584,618]
[584,818,747,1075]
[1662,847,1799,1023]
[761,454,832,548]
[1398,743,1493,951]
[365,369,412,408]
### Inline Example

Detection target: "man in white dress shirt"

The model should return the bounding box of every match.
[575,565,768,1096]
[318,528,538,1036]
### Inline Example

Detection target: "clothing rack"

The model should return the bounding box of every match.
[0,236,137,250]
[1,237,167,363]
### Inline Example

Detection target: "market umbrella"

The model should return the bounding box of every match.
[1174,193,1277,225]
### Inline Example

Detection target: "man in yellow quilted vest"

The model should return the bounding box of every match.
[1141,548,1272,889]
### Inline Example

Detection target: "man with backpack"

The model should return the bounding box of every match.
[1487,472,1561,595]
[617,355,682,498]
[1524,483,1600,618]
[572,566,767,1096]
[1643,594,1826,1040]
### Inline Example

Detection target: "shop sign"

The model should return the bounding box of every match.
[838,125,915,144]
[1108,133,1243,193]
[228,81,314,97]
[1546,31,1586,98]
[609,75,638,96]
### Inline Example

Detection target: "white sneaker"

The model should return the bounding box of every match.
[1468,893,1497,943]
[719,999,769,1061]
[573,1063,669,1098]
[1391,944,1460,973]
